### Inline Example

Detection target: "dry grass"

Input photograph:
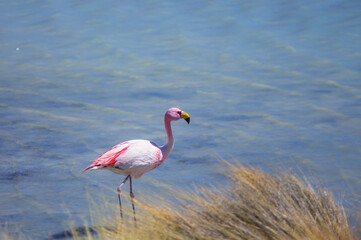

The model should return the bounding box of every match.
[66,162,360,240]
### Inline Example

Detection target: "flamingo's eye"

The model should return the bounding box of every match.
[177,111,182,116]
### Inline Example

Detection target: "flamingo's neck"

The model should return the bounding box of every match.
[160,117,174,160]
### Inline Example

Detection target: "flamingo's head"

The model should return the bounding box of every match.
[165,107,190,124]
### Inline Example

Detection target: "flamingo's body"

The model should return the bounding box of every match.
[82,140,163,178]
[82,107,190,225]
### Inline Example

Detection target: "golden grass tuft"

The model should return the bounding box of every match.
[71,163,359,240]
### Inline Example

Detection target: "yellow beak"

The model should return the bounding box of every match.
[180,111,190,124]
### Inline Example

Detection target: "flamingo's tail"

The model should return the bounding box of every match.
[81,162,100,174]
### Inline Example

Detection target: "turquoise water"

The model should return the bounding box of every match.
[1,0,360,238]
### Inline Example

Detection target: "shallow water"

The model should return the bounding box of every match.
[0,0,360,238]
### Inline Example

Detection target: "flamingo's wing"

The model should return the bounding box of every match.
[81,141,131,173]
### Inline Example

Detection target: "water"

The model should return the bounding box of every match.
[1,0,360,238]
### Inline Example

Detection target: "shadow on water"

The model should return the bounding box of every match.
[47,226,99,240]
[0,171,31,181]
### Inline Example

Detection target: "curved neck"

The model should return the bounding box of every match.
[161,117,174,160]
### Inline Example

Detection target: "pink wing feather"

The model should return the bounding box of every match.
[81,142,131,174]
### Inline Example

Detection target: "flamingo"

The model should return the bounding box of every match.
[82,107,190,225]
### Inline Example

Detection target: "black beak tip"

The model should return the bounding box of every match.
[185,117,190,124]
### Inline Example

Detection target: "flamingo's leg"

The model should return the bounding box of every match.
[129,175,137,227]
[117,175,130,224]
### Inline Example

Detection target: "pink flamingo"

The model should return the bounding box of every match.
[82,107,190,225]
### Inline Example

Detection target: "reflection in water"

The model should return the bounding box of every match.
[0,0,360,238]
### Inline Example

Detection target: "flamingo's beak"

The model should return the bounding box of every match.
[181,111,190,124]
